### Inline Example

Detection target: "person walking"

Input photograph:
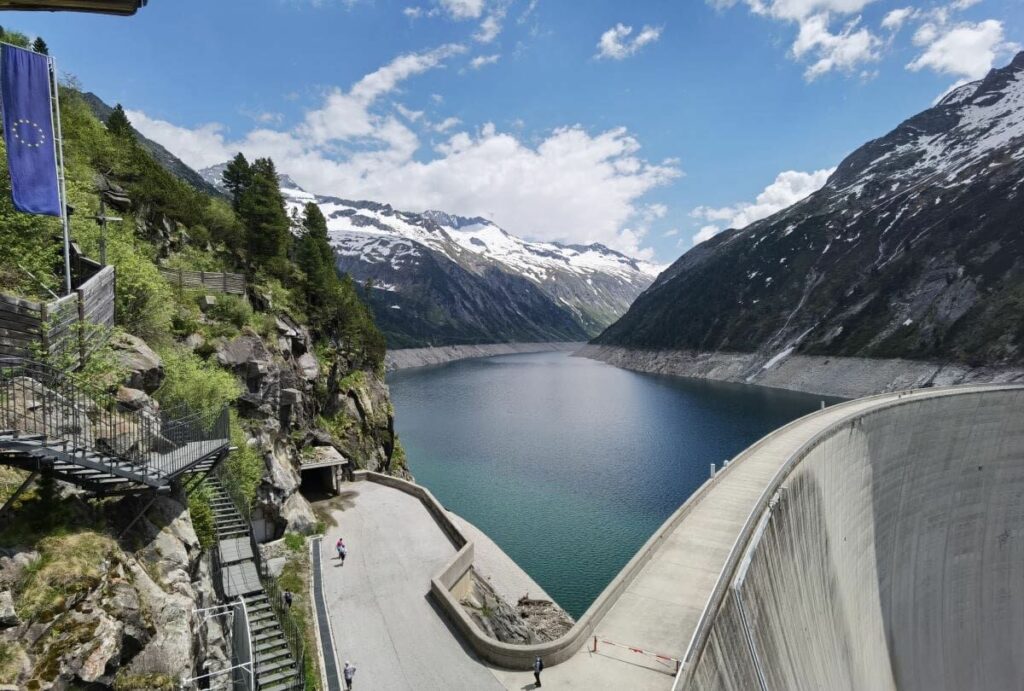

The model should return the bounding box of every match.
[337,537,348,566]
[343,660,356,690]
[283,591,293,608]
[533,655,544,687]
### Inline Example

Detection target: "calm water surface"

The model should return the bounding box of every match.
[389,351,839,618]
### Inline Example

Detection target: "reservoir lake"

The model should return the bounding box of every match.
[389,351,839,618]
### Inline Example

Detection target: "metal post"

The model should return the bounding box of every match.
[709,463,716,478]
[97,198,107,265]
[47,56,72,296]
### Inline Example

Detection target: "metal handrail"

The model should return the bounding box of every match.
[212,463,306,689]
[0,356,230,482]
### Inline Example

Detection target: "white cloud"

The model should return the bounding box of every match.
[440,0,484,19]
[662,228,680,237]
[793,14,881,79]
[881,6,916,31]
[908,19,1017,80]
[433,116,462,132]
[124,110,233,169]
[596,23,663,60]
[469,53,501,69]
[710,0,882,79]
[475,4,507,43]
[128,47,679,259]
[693,224,722,245]
[691,167,834,237]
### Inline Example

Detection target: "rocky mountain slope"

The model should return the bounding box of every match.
[593,52,1024,386]
[201,165,657,348]
[82,92,222,198]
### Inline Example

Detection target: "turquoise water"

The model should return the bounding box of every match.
[389,351,839,618]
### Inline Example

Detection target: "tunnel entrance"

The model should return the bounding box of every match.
[297,445,350,503]
[299,465,338,502]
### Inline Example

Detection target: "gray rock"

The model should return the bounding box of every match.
[111,333,164,393]
[198,295,217,312]
[280,492,318,534]
[0,590,18,627]
[297,351,320,381]
[115,386,156,412]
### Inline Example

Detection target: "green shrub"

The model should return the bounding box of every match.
[284,532,305,553]
[206,294,253,329]
[187,484,216,549]
[154,348,241,417]
[222,412,264,507]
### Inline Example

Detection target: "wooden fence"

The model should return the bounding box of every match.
[158,268,246,295]
[0,264,116,367]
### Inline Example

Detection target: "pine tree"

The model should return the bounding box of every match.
[221,153,251,212]
[106,104,133,137]
[32,37,48,55]
[237,157,290,272]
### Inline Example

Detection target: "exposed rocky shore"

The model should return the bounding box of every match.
[385,342,583,372]
[579,344,1024,399]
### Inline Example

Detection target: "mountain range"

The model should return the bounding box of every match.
[201,163,657,348]
[595,51,1024,374]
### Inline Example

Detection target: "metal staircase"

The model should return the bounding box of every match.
[0,357,230,495]
[205,472,304,690]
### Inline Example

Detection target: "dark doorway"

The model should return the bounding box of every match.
[299,466,337,502]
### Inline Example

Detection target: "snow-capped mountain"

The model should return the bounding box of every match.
[597,51,1024,370]
[202,163,657,347]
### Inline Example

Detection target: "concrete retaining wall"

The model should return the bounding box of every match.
[355,456,741,670]
[685,387,1024,690]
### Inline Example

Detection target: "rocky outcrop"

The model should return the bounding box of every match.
[0,493,226,690]
[213,316,402,536]
[110,333,163,394]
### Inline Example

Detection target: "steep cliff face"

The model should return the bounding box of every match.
[596,52,1024,373]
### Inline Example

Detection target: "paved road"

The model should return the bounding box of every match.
[319,481,503,691]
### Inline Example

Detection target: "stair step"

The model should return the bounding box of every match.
[256,658,295,676]
[255,647,292,665]
[259,681,298,691]
[252,630,286,644]
[257,668,300,687]
[254,639,290,655]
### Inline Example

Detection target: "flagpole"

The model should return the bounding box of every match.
[46,54,72,296]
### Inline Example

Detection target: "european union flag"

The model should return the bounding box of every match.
[1,44,60,217]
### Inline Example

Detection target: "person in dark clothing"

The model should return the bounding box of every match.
[534,656,544,687]
[284,591,293,608]
[343,661,356,689]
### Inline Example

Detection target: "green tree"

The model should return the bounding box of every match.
[221,152,251,211]
[106,104,132,138]
[237,157,290,273]
[31,37,48,55]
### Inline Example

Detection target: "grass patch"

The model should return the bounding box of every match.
[16,532,118,622]
[154,347,241,418]
[277,542,320,690]
[0,640,23,685]
[113,672,178,690]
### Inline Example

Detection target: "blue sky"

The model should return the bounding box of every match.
[15,0,1022,263]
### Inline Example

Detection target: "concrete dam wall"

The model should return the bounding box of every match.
[687,387,1024,691]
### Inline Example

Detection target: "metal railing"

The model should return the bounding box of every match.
[212,463,307,689]
[0,356,229,482]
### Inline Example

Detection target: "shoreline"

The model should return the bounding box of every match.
[577,344,1024,399]
[385,341,583,372]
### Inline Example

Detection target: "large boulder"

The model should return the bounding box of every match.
[111,333,164,393]
[280,492,318,534]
